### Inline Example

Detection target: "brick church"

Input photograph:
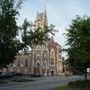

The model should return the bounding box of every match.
[8,10,63,76]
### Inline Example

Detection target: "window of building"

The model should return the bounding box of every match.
[44,61,47,67]
[17,59,20,66]
[51,58,54,65]
[25,59,28,67]
[43,50,48,59]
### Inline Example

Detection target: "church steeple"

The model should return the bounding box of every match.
[34,0,48,29]
[34,9,48,29]
[43,0,48,26]
[44,9,48,27]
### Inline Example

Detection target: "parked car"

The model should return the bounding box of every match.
[0,72,16,78]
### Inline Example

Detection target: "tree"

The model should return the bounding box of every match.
[21,19,56,53]
[66,16,90,80]
[21,19,30,54]
[0,0,24,68]
[0,0,55,68]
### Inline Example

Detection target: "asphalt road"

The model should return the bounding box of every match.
[0,75,86,90]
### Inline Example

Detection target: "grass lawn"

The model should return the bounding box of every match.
[55,80,90,90]
[55,86,78,90]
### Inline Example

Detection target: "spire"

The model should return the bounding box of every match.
[43,9,48,27]
[34,0,48,29]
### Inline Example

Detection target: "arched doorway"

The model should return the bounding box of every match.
[36,62,40,75]
[51,70,54,76]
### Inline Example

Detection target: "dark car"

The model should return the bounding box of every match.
[1,72,16,78]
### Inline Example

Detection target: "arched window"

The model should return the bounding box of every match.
[44,61,47,67]
[37,63,40,68]
[43,50,48,59]
[18,59,20,66]
[25,59,28,67]
[50,49,55,66]
[36,62,40,75]
[51,58,54,65]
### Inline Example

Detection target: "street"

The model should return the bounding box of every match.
[0,75,85,90]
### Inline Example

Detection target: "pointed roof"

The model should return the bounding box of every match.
[34,9,48,28]
[48,38,61,48]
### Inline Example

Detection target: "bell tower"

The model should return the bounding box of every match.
[34,10,48,29]
[34,0,48,29]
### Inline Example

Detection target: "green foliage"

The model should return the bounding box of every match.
[27,25,55,46]
[0,0,23,68]
[68,80,90,88]
[0,0,56,67]
[21,19,56,47]
[66,16,90,73]
[55,80,90,90]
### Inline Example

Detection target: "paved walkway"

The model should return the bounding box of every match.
[0,76,87,90]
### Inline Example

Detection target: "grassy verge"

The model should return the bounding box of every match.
[55,80,90,90]
[55,86,78,90]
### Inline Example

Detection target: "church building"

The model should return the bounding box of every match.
[8,10,63,76]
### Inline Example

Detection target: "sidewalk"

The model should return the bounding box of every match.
[0,76,36,87]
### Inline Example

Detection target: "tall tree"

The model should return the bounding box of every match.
[66,16,90,80]
[0,0,55,68]
[0,0,23,68]
[21,19,30,54]
[21,19,56,53]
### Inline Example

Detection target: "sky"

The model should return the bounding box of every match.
[17,0,90,57]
